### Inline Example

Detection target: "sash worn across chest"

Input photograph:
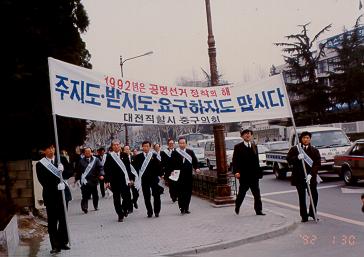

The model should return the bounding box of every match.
[110,152,130,185]
[129,163,141,190]
[164,149,173,158]
[39,158,69,187]
[81,158,96,185]
[296,145,313,167]
[139,152,153,178]
[176,148,192,164]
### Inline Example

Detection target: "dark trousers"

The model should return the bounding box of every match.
[112,185,131,218]
[296,183,318,219]
[81,184,99,211]
[142,181,161,216]
[131,186,139,205]
[45,201,69,249]
[166,177,178,201]
[177,180,192,212]
[99,179,105,197]
[235,179,263,213]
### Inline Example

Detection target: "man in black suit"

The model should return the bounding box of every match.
[232,129,265,216]
[104,139,133,222]
[287,131,321,222]
[123,145,139,212]
[75,147,104,213]
[133,141,163,218]
[161,139,178,202]
[96,147,106,197]
[170,137,200,214]
[36,143,73,254]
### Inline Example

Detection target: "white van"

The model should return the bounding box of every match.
[204,137,242,170]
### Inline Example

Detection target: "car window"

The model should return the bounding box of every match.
[258,145,269,153]
[225,139,242,150]
[350,143,364,156]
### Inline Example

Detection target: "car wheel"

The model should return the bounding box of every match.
[343,168,356,185]
[273,163,286,180]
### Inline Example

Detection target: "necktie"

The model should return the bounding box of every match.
[51,159,54,165]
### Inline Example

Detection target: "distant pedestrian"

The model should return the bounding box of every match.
[361,194,364,213]
[75,147,104,213]
[36,142,73,254]
[171,137,199,214]
[287,131,321,222]
[134,141,163,218]
[104,139,133,222]
[232,129,265,216]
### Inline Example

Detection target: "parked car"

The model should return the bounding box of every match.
[204,137,242,170]
[333,139,364,185]
[257,144,270,170]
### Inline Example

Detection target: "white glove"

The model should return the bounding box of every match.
[298,153,304,160]
[306,174,312,184]
[58,163,64,172]
[57,182,65,190]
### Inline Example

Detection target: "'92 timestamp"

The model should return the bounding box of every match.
[299,234,357,246]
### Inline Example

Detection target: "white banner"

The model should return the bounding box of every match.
[48,58,290,125]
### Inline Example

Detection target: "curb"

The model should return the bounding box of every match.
[161,209,297,256]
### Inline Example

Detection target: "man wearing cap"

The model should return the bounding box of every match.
[232,129,265,216]
[75,147,104,213]
[287,131,321,222]
[36,143,73,254]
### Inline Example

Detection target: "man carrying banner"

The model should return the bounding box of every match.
[123,145,140,213]
[75,147,104,213]
[161,139,178,202]
[287,131,321,222]
[232,129,265,216]
[171,137,199,214]
[134,141,163,218]
[104,139,133,222]
[36,143,73,254]
[96,147,107,197]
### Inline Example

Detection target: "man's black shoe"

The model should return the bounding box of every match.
[60,245,71,250]
[147,213,153,218]
[118,216,124,222]
[256,212,266,216]
[234,206,240,215]
[301,218,308,223]
[82,208,88,214]
[155,213,159,217]
[94,207,99,211]
[185,210,191,214]
[180,209,185,215]
[50,248,61,254]
[134,202,138,209]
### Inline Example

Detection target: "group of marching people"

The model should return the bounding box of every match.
[36,137,199,253]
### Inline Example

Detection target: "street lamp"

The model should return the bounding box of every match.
[205,0,234,205]
[119,51,153,145]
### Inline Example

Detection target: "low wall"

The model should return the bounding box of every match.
[0,215,19,256]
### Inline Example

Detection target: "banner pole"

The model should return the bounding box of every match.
[48,58,72,244]
[280,75,318,222]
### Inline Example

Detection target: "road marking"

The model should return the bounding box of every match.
[260,185,339,197]
[341,188,364,194]
[255,197,364,228]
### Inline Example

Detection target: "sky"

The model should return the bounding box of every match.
[81,0,363,85]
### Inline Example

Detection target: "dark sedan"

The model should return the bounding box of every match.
[333,139,364,185]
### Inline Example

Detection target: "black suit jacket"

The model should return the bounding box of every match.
[103,152,132,188]
[75,156,104,187]
[287,144,321,186]
[133,152,162,184]
[170,148,198,184]
[36,156,73,206]
[232,142,263,180]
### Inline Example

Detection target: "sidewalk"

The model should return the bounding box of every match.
[15,186,296,256]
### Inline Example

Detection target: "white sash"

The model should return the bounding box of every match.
[81,157,96,185]
[101,154,106,166]
[297,145,313,167]
[176,148,192,164]
[110,152,130,186]
[164,149,173,158]
[130,163,141,190]
[139,152,153,179]
[39,158,69,187]
[156,152,161,161]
